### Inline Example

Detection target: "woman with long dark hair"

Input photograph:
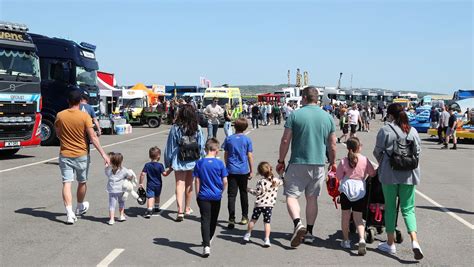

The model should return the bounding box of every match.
[373,103,424,260]
[165,104,205,221]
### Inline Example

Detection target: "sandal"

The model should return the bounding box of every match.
[176,213,184,222]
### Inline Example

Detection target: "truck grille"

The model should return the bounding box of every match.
[0,122,34,140]
[0,102,37,115]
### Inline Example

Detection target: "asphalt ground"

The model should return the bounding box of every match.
[0,118,473,266]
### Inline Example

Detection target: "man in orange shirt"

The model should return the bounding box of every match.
[55,90,110,224]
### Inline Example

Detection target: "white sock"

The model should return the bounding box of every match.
[77,202,83,209]
[412,241,420,249]
[65,206,74,216]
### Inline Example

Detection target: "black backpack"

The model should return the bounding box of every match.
[177,127,201,162]
[387,124,419,171]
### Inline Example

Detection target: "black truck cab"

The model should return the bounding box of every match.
[30,34,100,145]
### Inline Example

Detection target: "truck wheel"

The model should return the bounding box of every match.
[41,119,58,146]
[147,117,160,128]
[0,148,20,158]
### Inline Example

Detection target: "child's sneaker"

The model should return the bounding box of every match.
[412,241,424,260]
[75,201,89,216]
[107,219,115,225]
[118,215,127,222]
[202,246,210,257]
[358,240,367,255]
[263,238,271,247]
[243,232,251,242]
[340,240,351,249]
[144,209,153,219]
[228,219,235,229]
[66,214,77,225]
[377,242,396,255]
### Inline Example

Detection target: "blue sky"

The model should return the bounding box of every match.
[1,0,472,93]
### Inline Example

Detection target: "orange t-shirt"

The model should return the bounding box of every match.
[55,109,93,158]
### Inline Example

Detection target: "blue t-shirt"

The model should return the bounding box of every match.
[193,157,229,201]
[142,162,164,187]
[80,103,96,118]
[223,134,253,174]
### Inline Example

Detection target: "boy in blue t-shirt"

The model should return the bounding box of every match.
[193,138,228,257]
[139,147,173,218]
[223,118,254,229]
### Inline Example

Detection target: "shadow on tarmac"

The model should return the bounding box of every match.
[0,154,35,161]
[417,205,474,215]
[153,238,202,257]
[15,207,109,225]
[218,227,293,250]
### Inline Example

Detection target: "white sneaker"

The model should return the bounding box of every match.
[340,240,351,249]
[412,241,424,260]
[75,201,89,216]
[263,238,271,247]
[107,219,115,225]
[202,246,210,257]
[303,233,315,244]
[377,242,396,254]
[118,215,127,222]
[290,222,307,248]
[66,214,77,225]
[358,240,367,255]
[243,233,251,242]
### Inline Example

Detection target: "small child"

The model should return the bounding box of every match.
[336,137,376,255]
[193,138,228,257]
[105,152,134,225]
[139,146,173,218]
[244,162,283,247]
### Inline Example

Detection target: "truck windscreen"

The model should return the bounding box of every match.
[76,66,97,87]
[0,48,40,79]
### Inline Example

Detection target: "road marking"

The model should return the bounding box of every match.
[97,248,124,267]
[0,130,168,174]
[160,194,177,213]
[415,190,474,230]
[365,158,474,230]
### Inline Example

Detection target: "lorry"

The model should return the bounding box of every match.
[30,33,100,145]
[0,21,42,157]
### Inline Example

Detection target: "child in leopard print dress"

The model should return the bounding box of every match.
[243,162,283,247]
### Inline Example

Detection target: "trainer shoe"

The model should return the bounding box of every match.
[290,222,307,248]
[239,217,249,225]
[340,240,351,249]
[107,219,115,225]
[412,241,424,260]
[154,207,162,213]
[118,215,127,222]
[358,240,367,256]
[228,219,235,229]
[243,232,251,242]
[202,246,210,257]
[263,238,271,247]
[66,214,77,225]
[377,242,396,255]
[75,201,89,216]
[303,233,315,244]
[144,210,153,219]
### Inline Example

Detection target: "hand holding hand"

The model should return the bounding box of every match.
[276,162,285,175]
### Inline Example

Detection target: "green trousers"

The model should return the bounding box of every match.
[382,184,417,233]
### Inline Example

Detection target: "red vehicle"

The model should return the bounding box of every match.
[0,22,42,157]
[257,93,284,103]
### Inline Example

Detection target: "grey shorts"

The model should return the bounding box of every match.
[284,164,325,198]
[59,155,90,183]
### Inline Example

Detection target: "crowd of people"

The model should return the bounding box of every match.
[53,87,424,261]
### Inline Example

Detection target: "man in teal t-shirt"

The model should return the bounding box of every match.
[276,87,337,248]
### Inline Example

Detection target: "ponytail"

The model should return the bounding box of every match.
[346,137,360,169]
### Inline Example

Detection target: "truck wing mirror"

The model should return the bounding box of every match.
[60,62,70,83]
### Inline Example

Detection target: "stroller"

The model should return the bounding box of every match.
[349,174,403,244]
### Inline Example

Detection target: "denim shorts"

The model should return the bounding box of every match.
[59,155,90,183]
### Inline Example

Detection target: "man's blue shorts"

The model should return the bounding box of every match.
[146,185,162,198]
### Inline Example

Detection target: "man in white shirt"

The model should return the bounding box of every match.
[347,104,360,137]
[266,103,273,125]
[204,97,224,139]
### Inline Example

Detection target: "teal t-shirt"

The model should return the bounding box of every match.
[284,105,336,165]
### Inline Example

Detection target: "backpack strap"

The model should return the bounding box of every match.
[387,123,400,139]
